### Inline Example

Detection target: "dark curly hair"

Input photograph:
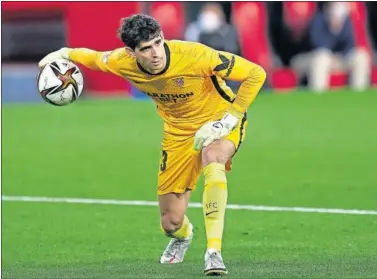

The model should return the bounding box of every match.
[117,14,162,50]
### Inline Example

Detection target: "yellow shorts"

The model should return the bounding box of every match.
[157,113,248,195]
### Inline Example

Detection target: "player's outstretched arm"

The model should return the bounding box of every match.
[38,47,113,72]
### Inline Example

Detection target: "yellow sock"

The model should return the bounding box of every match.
[203,162,228,252]
[160,215,191,239]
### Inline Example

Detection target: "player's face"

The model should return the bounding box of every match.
[134,35,166,73]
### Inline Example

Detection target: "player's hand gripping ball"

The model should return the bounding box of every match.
[37,58,84,106]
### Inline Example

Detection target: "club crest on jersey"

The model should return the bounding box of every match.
[173,77,184,87]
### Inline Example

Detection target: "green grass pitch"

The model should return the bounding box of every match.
[2,90,377,278]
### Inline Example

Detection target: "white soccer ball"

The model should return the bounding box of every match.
[37,59,84,106]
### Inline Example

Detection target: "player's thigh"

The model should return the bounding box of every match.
[201,113,248,169]
[201,138,236,167]
[157,136,202,196]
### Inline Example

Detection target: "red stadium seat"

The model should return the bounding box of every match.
[232,2,272,71]
[232,2,298,91]
[349,2,373,56]
[270,67,299,92]
[329,72,348,89]
[283,2,317,40]
[149,2,186,40]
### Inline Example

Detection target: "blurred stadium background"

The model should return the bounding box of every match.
[2,1,377,100]
[2,2,377,279]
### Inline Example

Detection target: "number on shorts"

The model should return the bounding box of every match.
[160,150,168,172]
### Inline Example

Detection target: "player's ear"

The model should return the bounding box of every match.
[160,31,165,41]
[125,47,135,58]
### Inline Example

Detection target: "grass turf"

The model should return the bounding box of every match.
[2,90,377,278]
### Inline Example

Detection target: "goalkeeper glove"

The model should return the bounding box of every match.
[194,112,240,151]
[38,48,71,68]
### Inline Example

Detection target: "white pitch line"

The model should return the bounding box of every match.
[2,195,377,216]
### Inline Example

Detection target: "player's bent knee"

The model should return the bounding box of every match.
[202,140,235,166]
[160,213,184,235]
[202,147,225,165]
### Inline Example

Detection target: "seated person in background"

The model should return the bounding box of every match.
[185,3,241,55]
[291,2,371,92]
[185,3,242,90]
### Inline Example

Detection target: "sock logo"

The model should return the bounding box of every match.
[205,210,219,216]
[206,202,218,210]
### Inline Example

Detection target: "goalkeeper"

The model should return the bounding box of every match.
[39,14,266,276]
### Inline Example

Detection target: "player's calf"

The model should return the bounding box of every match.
[158,192,194,264]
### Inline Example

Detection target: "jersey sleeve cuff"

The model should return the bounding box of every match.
[226,105,245,119]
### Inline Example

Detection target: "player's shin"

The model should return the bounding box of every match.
[202,162,228,252]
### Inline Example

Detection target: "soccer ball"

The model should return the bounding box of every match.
[37,59,84,106]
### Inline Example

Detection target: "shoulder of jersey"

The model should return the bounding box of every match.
[166,40,211,58]
[105,48,135,70]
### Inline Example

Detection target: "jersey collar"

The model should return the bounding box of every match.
[137,43,171,76]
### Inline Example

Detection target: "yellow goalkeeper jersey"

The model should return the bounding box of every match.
[69,40,266,137]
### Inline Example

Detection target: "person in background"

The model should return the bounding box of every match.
[185,3,242,91]
[185,3,241,56]
[291,2,371,92]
